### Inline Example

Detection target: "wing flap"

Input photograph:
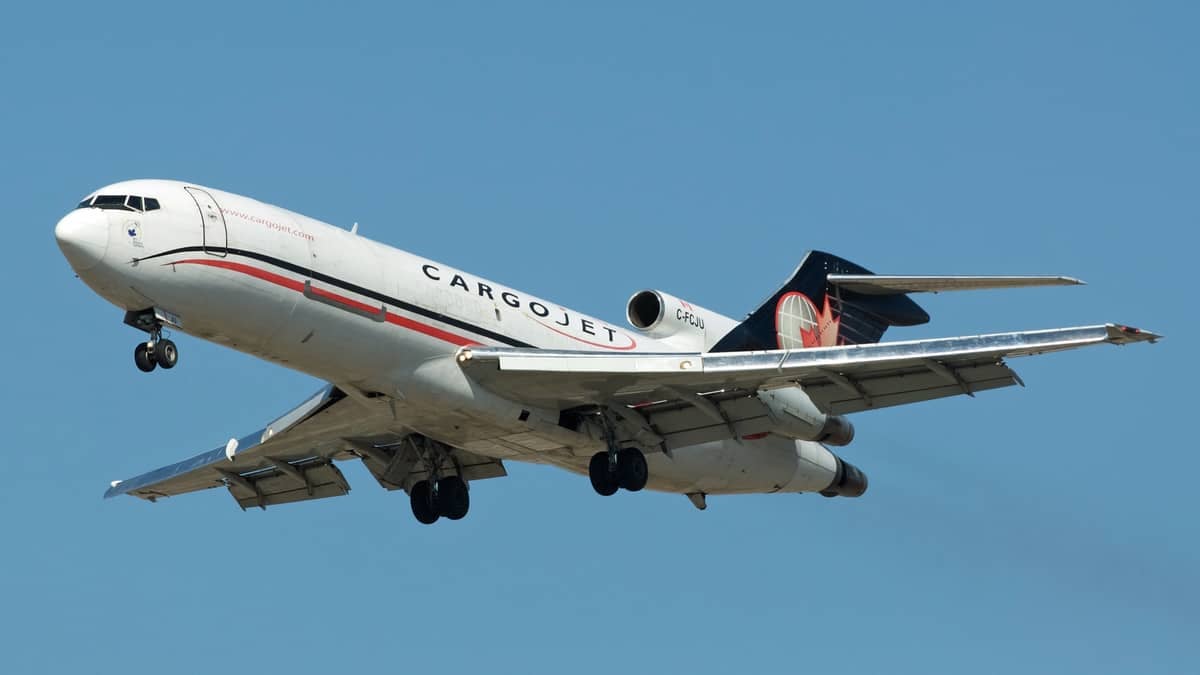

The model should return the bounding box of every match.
[801,362,1019,414]
[227,458,350,510]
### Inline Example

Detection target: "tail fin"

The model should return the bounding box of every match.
[709,251,930,353]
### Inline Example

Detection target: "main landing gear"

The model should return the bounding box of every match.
[405,437,471,525]
[409,475,470,525]
[588,447,648,496]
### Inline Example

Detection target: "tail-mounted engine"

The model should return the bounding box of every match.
[626,289,740,351]
[820,455,869,498]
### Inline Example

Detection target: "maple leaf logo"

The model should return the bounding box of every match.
[775,292,840,349]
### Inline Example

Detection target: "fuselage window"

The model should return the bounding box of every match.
[144,197,161,211]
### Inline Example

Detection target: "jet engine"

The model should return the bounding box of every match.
[757,386,854,446]
[820,455,869,498]
[626,289,739,351]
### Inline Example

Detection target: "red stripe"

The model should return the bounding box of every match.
[169,258,479,347]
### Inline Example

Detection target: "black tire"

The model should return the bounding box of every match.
[588,452,619,496]
[410,480,439,524]
[617,448,648,492]
[134,343,156,372]
[437,476,470,520]
[154,339,178,369]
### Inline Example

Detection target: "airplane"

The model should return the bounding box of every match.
[54,179,1159,523]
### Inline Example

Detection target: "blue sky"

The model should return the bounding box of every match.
[3,2,1195,673]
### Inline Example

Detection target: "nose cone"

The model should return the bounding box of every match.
[55,209,109,272]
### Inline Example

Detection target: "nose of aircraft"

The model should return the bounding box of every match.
[55,208,109,272]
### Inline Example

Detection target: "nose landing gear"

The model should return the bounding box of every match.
[133,334,179,372]
[124,308,179,373]
[133,336,178,372]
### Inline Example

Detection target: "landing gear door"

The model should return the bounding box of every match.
[184,186,228,257]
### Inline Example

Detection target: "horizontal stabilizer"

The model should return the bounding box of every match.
[827,274,1084,295]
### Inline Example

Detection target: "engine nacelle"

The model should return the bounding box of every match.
[626,289,740,351]
[756,386,854,446]
[820,455,869,498]
[640,434,867,498]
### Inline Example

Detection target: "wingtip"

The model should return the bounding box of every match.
[1106,324,1162,344]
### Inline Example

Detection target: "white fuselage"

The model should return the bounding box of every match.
[56,179,846,497]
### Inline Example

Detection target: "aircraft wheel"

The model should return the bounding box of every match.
[617,448,648,492]
[588,452,619,496]
[437,476,470,520]
[134,342,157,372]
[154,339,178,369]
[410,480,440,524]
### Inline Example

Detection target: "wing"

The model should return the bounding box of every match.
[458,324,1158,449]
[104,384,506,509]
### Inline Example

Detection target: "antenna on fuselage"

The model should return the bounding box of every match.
[350,222,359,234]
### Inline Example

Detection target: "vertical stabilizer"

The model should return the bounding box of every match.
[709,251,929,353]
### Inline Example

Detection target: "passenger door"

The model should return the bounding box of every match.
[184,186,228,257]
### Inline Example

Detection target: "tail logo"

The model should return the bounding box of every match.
[775,292,839,348]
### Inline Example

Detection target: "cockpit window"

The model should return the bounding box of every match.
[92,195,131,210]
[79,194,161,213]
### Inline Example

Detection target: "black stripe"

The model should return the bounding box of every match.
[137,246,536,348]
